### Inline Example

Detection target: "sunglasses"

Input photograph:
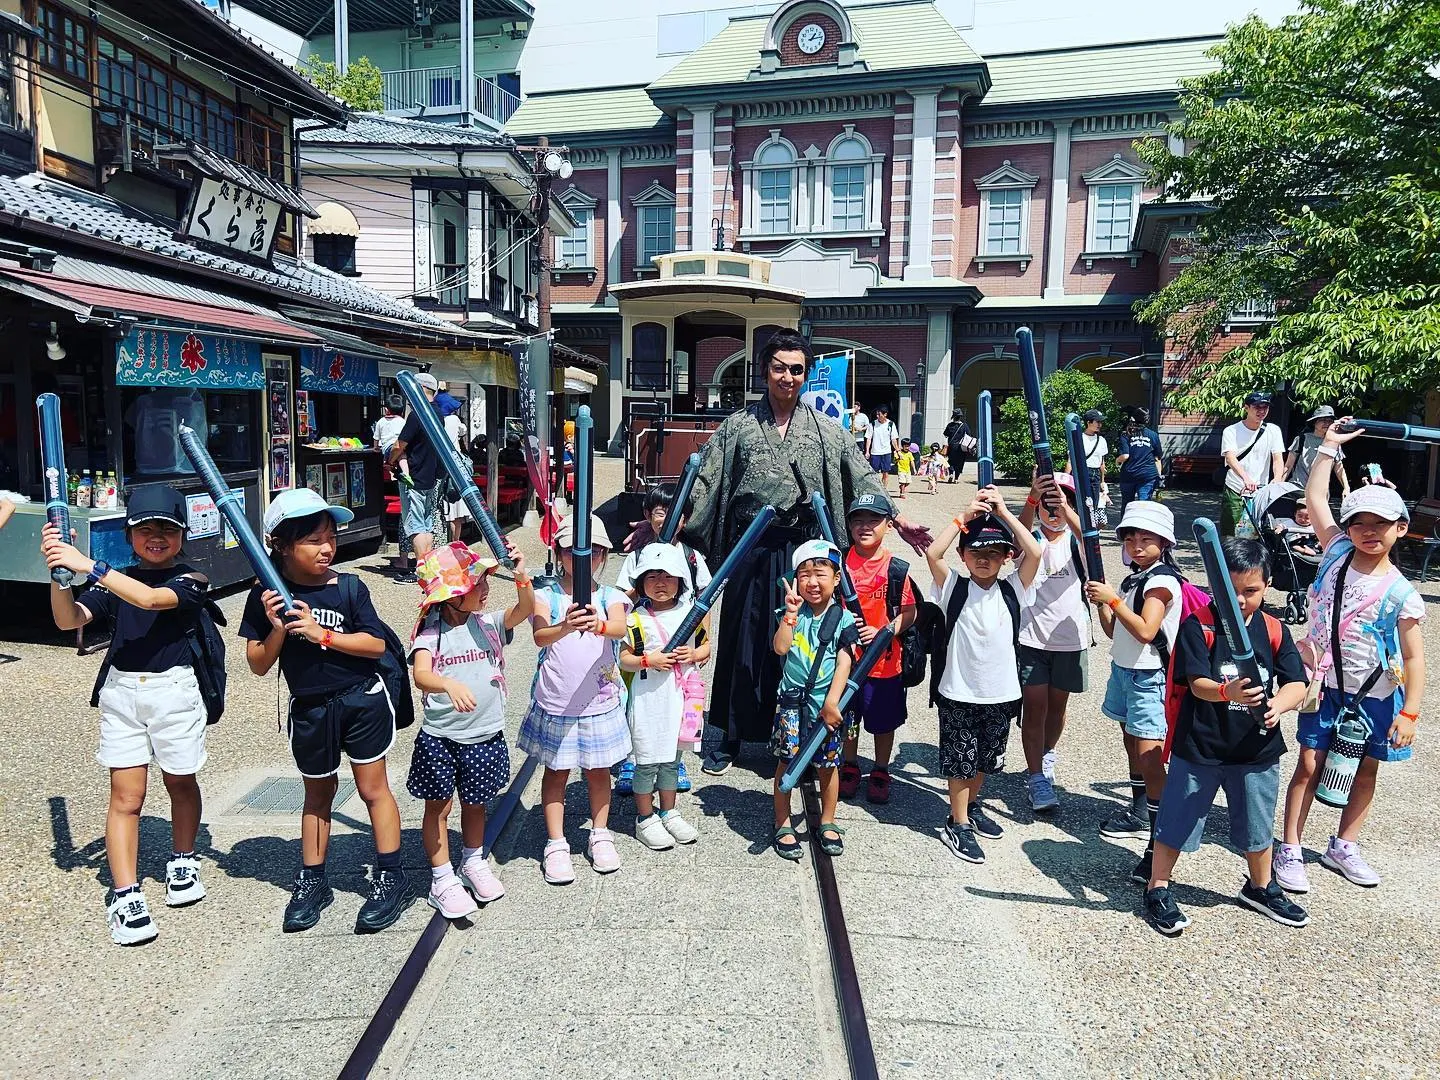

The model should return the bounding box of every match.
[769,362,807,378]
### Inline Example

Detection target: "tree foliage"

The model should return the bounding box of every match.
[995,369,1121,480]
[1135,0,1440,416]
[300,55,384,112]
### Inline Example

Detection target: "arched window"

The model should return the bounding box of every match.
[741,131,800,236]
[820,125,881,233]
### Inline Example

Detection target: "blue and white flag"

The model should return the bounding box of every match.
[801,350,852,428]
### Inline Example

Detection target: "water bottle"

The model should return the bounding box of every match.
[77,470,92,508]
[1316,708,1369,808]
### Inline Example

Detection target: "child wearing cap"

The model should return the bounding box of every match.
[838,493,916,804]
[925,488,1043,864]
[772,539,861,860]
[619,543,710,851]
[1274,419,1425,892]
[521,514,634,884]
[1085,500,1184,885]
[895,442,917,499]
[408,541,533,918]
[42,483,214,945]
[239,488,412,936]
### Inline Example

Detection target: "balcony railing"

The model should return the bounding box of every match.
[432,261,468,308]
[380,67,521,127]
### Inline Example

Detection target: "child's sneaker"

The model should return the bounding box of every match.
[165,856,206,907]
[107,889,158,946]
[1027,772,1059,812]
[355,868,416,934]
[1320,837,1381,887]
[675,760,693,793]
[1238,879,1310,927]
[1099,806,1150,839]
[615,760,635,797]
[282,870,333,932]
[459,858,506,903]
[1143,885,1190,936]
[1272,843,1310,893]
[1042,749,1057,782]
[543,839,575,885]
[427,873,478,920]
[838,762,862,799]
[659,809,698,844]
[866,767,892,804]
[1130,849,1153,885]
[588,828,622,873]
[967,802,1004,839]
[941,817,985,863]
[636,813,675,851]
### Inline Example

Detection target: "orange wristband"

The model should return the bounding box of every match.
[515,574,532,588]
[1025,495,1040,507]
[641,653,649,668]
[783,614,798,627]
[952,516,965,530]
[1107,597,1121,611]
[320,629,334,650]
[1400,709,1420,722]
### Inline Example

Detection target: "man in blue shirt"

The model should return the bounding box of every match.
[1116,406,1163,511]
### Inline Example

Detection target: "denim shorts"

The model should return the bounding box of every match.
[400,480,445,541]
[1296,687,1411,763]
[1154,755,1280,854]
[1101,664,1167,740]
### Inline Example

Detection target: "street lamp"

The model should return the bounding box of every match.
[798,315,813,341]
[912,358,925,446]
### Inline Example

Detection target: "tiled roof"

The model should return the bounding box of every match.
[505,86,668,139]
[298,113,510,148]
[0,173,456,330]
[980,37,1221,107]
[648,0,983,91]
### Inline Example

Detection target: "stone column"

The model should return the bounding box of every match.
[924,306,954,442]
[606,149,622,303]
[1044,121,1070,299]
[904,90,940,281]
[690,107,715,254]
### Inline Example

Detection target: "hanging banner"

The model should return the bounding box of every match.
[299,348,380,397]
[116,327,264,390]
[801,350,852,429]
[509,336,559,544]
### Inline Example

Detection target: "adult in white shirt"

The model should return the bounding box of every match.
[849,406,870,453]
[1219,391,1285,537]
[866,404,899,493]
[1080,409,1109,525]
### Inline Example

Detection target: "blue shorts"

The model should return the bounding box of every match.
[406,729,511,805]
[1101,665,1167,740]
[847,674,906,735]
[869,453,894,475]
[1153,756,1280,854]
[1296,687,1411,763]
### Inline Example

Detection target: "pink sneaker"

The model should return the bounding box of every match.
[459,857,506,903]
[1321,837,1381,887]
[427,873,478,920]
[542,839,575,885]
[1272,843,1310,894]
[588,827,621,874]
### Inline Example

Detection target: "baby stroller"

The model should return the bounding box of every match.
[1245,481,1319,624]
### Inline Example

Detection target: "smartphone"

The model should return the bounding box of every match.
[1366,462,1384,484]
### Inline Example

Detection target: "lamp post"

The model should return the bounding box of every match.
[912,358,926,447]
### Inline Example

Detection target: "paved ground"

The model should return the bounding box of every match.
[2,458,1439,1079]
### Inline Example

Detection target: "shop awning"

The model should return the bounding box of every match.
[291,321,424,395]
[392,347,520,389]
[563,366,598,393]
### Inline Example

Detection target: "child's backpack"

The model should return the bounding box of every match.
[927,574,1021,707]
[883,556,928,689]
[340,574,416,730]
[1162,604,1283,762]
[1125,563,1211,669]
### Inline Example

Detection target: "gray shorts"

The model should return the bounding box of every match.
[1017,644,1088,694]
[1153,756,1280,854]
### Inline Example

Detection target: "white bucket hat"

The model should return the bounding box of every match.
[1115,499,1176,546]
[633,542,692,593]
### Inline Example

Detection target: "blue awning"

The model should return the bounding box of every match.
[116,327,265,390]
[300,346,381,396]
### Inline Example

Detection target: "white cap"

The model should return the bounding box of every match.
[1340,485,1408,525]
[554,513,614,551]
[633,543,692,591]
[415,372,439,391]
[1115,499,1176,546]
[792,539,841,571]
[264,487,354,535]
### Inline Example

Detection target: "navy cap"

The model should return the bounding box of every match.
[1245,391,1272,406]
[959,512,1017,553]
[1082,408,1104,423]
[847,492,894,519]
[125,484,188,529]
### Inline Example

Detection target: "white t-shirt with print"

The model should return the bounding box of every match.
[930,569,1031,704]
[1084,434,1109,470]
[409,611,509,741]
[1019,533,1088,653]
[1220,421,1285,493]
[869,420,898,455]
[1110,569,1183,671]
[1306,538,1425,698]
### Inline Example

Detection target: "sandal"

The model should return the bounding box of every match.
[866,767,892,804]
[818,822,846,857]
[839,761,862,800]
[773,826,803,861]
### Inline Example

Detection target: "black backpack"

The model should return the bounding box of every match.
[340,574,416,730]
[884,556,927,689]
[927,574,1021,706]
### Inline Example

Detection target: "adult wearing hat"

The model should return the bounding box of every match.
[943,407,973,483]
[1282,404,1351,498]
[1218,391,1285,536]
[1079,409,1110,525]
[1115,406,1164,514]
[388,371,448,578]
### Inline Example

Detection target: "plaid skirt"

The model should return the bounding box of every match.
[518,699,631,771]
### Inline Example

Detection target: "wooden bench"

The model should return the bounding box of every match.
[1402,498,1440,582]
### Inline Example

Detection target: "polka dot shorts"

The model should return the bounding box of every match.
[406,729,512,806]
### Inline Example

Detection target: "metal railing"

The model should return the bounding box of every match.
[380,67,521,126]
[432,261,468,307]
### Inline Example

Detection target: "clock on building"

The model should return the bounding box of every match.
[796,22,826,54]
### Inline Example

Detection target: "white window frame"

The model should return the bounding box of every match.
[973,159,1039,272]
[816,125,883,234]
[554,185,598,270]
[631,181,676,268]
[740,129,801,237]
[1080,153,1148,266]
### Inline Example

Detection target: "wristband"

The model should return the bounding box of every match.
[1107,597,1121,611]
[1025,495,1040,508]
[1316,445,1339,459]
[952,516,965,530]
[783,614,798,627]
[320,629,333,650]
[641,653,649,669]
[1219,679,1230,703]
[1400,709,1420,722]
[514,574,532,588]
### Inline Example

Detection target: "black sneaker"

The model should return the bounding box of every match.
[1238,879,1311,927]
[355,867,416,934]
[1130,849,1154,885]
[1100,806,1150,839]
[701,742,737,776]
[1144,885,1190,935]
[967,802,1004,839]
[941,817,985,864]
[394,572,418,584]
[282,871,334,933]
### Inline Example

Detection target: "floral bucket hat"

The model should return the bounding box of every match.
[417,542,500,609]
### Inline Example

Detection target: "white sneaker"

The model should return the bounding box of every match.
[108,889,158,946]
[659,809,698,844]
[636,813,675,851]
[165,856,207,907]
[1042,749,1057,782]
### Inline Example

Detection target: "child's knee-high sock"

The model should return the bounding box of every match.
[1144,798,1160,855]
[1130,774,1147,815]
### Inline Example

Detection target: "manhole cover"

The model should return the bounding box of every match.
[233,776,357,815]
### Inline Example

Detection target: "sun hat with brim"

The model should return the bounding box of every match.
[1115,499,1177,546]
[263,487,354,535]
[1307,404,1337,423]
[417,542,500,609]
[960,512,1017,554]
[1339,485,1408,525]
[125,483,189,529]
[793,539,841,571]
[554,513,614,552]
[633,542,692,592]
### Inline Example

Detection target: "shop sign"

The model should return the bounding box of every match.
[186,493,221,540]
[300,348,380,397]
[184,177,281,260]
[117,327,264,390]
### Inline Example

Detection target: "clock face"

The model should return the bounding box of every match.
[796,22,826,54]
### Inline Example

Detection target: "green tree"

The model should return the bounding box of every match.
[1135,0,1440,416]
[994,369,1121,480]
[300,55,384,112]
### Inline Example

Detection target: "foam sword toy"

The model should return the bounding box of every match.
[660,505,776,652]
[977,390,994,488]
[1065,412,1106,582]
[35,393,75,588]
[1193,516,1268,727]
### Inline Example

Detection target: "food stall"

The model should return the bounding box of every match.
[291,344,385,545]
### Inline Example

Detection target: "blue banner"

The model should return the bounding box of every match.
[801,350,851,428]
[300,348,380,396]
[116,327,264,390]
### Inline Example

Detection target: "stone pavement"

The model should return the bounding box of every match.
[2,458,1439,1079]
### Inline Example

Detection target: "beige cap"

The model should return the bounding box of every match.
[554,513,614,551]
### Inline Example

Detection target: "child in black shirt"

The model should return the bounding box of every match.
[42,484,210,946]
[1144,538,1309,935]
[239,489,412,935]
